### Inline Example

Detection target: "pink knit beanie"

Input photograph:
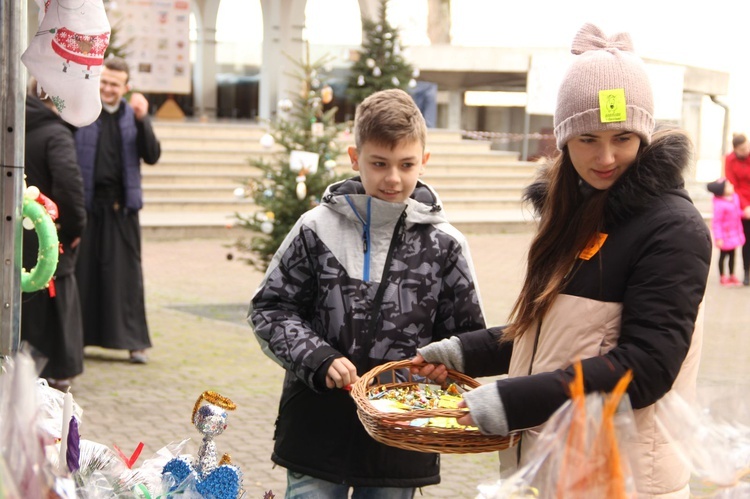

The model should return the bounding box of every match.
[553,23,655,150]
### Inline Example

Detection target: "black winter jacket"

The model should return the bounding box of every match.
[250,178,486,487]
[23,95,86,277]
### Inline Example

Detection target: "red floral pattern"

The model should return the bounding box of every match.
[51,27,109,67]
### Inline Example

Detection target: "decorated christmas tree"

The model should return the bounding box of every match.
[231,46,347,271]
[346,0,419,106]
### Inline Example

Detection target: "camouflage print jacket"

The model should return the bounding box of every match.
[249,176,486,487]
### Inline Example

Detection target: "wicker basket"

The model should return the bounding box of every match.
[351,359,519,454]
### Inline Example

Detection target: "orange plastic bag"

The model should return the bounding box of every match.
[477,361,636,499]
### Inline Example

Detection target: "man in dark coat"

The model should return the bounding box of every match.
[74,57,160,364]
[22,85,87,391]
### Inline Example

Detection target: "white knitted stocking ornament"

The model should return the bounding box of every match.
[22,0,110,127]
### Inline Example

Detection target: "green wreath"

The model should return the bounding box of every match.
[21,195,59,293]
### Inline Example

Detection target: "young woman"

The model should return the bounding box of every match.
[413,23,711,498]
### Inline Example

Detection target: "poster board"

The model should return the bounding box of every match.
[109,0,191,94]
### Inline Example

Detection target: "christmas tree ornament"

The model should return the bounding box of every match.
[233,187,246,199]
[22,0,111,127]
[412,68,421,78]
[260,133,275,149]
[278,99,293,112]
[311,122,324,137]
[357,75,365,86]
[384,32,392,39]
[295,176,307,200]
[260,221,274,234]
[391,77,399,86]
[324,159,338,170]
[366,58,376,68]
[408,78,417,88]
[289,150,320,173]
[311,78,320,89]
[321,85,333,104]
[263,189,273,198]
[372,67,382,77]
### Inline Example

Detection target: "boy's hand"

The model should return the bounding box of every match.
[410,354,449,385]
[326,357,358,389]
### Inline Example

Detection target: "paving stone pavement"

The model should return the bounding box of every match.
[70,230,750,499]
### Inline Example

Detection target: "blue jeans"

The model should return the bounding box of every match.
[285,471,416,499]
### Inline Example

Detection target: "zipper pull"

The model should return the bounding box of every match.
[362,230,368,253]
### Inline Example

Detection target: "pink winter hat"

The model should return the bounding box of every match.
[554,23,655,150]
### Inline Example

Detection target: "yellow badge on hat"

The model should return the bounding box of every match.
[599,89,627,123]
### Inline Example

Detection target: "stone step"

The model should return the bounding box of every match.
[141,196,525,213]
[159,137,492,154]
[142,183,528,200]
[152,120,466,143]
[157,148,519,165]
[150,158,536,175]
[139,208,537,241]
[141,170,535,187]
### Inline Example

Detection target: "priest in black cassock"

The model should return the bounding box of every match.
[75,56,160,364]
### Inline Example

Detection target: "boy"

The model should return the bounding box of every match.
[249,88,486,498]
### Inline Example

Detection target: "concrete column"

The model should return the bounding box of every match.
[192,0,219,118]
[448,90,463,131]
[357,0,378,28]
[259,0,306,121]
[194,26,218,117]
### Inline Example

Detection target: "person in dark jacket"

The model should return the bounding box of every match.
[249,89,486,498]
[74,56,160,364]
[413,24,711,498]
[22,80,87,391]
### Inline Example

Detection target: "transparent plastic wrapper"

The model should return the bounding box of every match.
[0,348,57,497]
[72,438,191,498]
[655,386,750,497]
[476,364,636,499]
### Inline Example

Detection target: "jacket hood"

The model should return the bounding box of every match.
[321,177,448,227]
[525,130,693,226]
[25,95,75,133]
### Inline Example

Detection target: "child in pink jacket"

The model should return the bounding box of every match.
[708,178,745,285]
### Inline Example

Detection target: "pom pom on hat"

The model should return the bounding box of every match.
[707,179,726,197]
[553,23,655,150]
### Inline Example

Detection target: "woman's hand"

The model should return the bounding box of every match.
[457,400,475,427]
[410,354,450,385]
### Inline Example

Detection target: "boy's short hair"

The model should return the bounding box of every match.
[732,133,747,149]
[353,89,426,151]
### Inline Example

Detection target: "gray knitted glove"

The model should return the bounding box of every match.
[463,383,509,436]
[416,336,465,372]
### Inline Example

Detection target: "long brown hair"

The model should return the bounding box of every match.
[503,149,612,340]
